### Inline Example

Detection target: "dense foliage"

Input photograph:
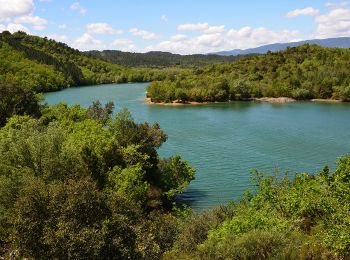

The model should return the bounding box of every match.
[165,160,350,259]
[147,44,350,103]
[87,50,251,68]
[0,96,195,258]
[0,81,41,127]
[0,31,189,92]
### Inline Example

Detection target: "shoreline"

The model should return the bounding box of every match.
[145,97,344,106]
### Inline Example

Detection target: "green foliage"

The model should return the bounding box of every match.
[157,155,195,197]
[0,81,40,126]
[169,157,350,259]
[147,44,350,103]
[0,104,195,258]
[87,50,250,68]
[0,31,189,92]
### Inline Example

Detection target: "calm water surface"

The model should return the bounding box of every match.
[45,83,350,210]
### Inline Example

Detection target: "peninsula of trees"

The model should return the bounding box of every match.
[147,44,350,103]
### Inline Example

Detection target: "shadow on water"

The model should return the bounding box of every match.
[175,188,208,208]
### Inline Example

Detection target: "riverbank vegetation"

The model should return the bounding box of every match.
[1,82,350,259]
[0,31,190,92]
[147,44,350,103]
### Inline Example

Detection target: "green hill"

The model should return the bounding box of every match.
[147,44,350,103]
[86,50,251,68]
[0,31,188,92]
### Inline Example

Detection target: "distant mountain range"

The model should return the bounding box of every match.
[212,37,350,56]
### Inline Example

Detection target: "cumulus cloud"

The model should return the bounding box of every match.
[72,33,105,50]
[70,2,87,15]
[87,23,122,35]
[0,22,30,33]
[111,38,135,51]
[47,33,69,43]
[15,15,48,30]
[0,0,34,20]
[314,8,350,38]
[177,22,209,31]
[58,24,67,29]
[129,28,160,40]
[287,7,320,18]
[177,22,225,34]
[170,34,187,41]
[145,25,299,54]
[325,1,349,9]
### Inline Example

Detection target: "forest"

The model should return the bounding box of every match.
[1,80,350,259]
[87,50,251,68]
[147,44,350,103]
[0,31,190,92]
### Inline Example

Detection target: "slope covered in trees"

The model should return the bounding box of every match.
[87,50,251,68]
[0,31,189,92]
[147,44,350,103]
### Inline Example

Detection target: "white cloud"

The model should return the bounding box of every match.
[111,38,135,51]
[204,25,225,34]
[70,2,87,15]
[314,8,350,38]
[72,33,105,50]
[47,33,69,43]
[325,1,349,9]
[177,22,209,31]
[0,22,30,33]
[15,15,48,30]
[86,23,122,35]
[177,22,225,34]
[170,34,187,41]
[129,28,160,40]
[58,24,67,29]
[145,25,299,54]
[287,7,320,18]
[0,0,34,20]
[160,15,168,21]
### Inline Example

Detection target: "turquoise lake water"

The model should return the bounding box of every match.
[45,83,350,210]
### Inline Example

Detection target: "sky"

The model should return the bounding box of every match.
[0,0,350,54]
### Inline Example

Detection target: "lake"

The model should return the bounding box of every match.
[45,83,350,210]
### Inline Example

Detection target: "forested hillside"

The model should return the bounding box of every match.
[87,50,250,68]
[147,44,350,103]
[0,31,189,92]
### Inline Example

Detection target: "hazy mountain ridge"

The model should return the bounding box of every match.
[213,37,350,56]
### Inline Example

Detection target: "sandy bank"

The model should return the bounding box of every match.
[145,97,344,106]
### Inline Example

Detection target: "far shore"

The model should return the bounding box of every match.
[145,97,344,106]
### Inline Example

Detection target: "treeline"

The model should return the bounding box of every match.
[147,44,350,103]
[1,82,350,258]
[0,31,189,92]
[87,50,251,68]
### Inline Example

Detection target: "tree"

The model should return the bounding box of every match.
[0,82,40,127]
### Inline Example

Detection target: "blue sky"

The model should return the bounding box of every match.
[0,0,350,53]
